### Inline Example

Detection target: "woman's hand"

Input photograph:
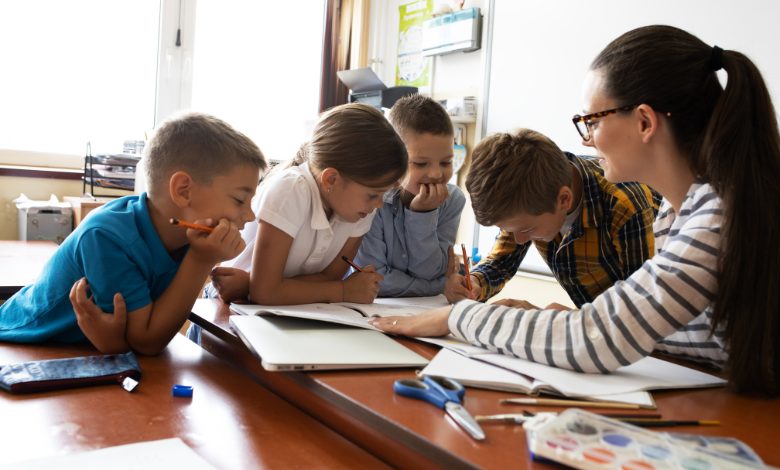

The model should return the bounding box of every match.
[368,305,452,337]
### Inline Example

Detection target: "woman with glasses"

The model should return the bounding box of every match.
[370,25,780,396]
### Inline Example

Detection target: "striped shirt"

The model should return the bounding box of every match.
[449,182,727,372]
[471,153,661,307]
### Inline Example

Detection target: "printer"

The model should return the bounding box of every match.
[337,67,417,110]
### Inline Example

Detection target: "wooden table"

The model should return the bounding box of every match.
[190,298,780,469]
[0,334,387,468]
[0,240,58,299]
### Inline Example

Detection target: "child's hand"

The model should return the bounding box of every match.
[187,218,246,266]
[343,265,383,303]
[211,267,250,303]
[69,277,130,353]
[492,298,540,309]
[443,248,474,303]
[409,183,449,212]
[545,302,573,311]
[444,273,471,303]
[468,275,481,300]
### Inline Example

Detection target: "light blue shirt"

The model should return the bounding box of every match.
[0,193,182,343]
[356,184,465,297]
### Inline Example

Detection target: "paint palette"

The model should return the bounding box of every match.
[524,409,764,469]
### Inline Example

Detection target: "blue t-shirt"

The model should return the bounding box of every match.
[0,193,183,343]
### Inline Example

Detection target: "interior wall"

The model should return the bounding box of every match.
[0,176,83,240]
[370,0,780,277]
[367,0,489,248]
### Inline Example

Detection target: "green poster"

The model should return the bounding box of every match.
[396,0,433,89]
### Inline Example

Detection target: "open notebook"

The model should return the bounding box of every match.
[229,295,448,330]
[419,341,726,407]
[423,348,657,408]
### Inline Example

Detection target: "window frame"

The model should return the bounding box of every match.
[0,0,328,171]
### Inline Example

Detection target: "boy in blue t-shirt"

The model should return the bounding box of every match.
[0,112,266,354]
[355,94,465,300]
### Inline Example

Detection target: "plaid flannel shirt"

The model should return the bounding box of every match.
[471,153,661,307]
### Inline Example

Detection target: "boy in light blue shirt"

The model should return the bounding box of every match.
[0,112,266,354]
[356,95,465,300]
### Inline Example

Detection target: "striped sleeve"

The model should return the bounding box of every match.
[448,184,723,373]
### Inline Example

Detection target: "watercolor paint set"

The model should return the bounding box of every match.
[524,409,764,469]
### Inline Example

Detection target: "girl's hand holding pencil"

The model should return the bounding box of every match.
[343,265,383,303]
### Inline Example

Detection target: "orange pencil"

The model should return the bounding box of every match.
[169,218,213,234]
[341,255,363,272]
[461,243,473,291]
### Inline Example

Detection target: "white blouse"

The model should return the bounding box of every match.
[228,163,374,277]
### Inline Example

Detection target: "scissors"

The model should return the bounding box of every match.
[393,375,486,441]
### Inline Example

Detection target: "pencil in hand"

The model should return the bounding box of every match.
[341,255,363,272]
[461,243,473,291]
[169,218,213,234]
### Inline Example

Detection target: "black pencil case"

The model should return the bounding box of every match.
[0,351,141,394]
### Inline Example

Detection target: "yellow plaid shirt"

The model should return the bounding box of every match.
[471,154,661,307]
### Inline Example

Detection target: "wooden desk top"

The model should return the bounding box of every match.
[0,240,58,299]
[0,334,386,468]
[190,298,780,469]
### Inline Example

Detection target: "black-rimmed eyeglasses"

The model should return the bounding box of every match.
[572,104,638,142]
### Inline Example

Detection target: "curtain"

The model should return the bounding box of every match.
[319,0,372,113]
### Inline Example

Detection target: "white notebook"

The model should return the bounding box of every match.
[422,349,656,407]
[229,315,429,371]
[420,344,726,406]
[229,295,448,331]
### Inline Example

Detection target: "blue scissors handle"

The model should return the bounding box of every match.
[393,379,449,408]
[393,377,485,441]
[424,375,465,404]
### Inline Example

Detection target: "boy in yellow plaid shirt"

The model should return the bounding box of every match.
[448,129,660,308]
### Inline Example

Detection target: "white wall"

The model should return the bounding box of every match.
[485,0,780,155]
[368,0,488,102]
[369,0,780,276]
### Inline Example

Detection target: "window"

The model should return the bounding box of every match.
[190,1,325,163]
[0,0,325,167]
[0,1,160,165]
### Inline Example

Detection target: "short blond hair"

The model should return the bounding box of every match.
[466,129,571,225]
[144,112,267,194]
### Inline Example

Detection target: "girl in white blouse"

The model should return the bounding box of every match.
[211,103,408,306]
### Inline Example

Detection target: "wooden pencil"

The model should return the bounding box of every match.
[501,397,643,410]
[169,218,213,234]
